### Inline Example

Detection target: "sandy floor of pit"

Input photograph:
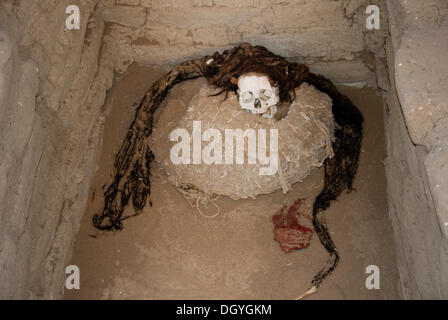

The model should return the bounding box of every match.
[65,63,401,300]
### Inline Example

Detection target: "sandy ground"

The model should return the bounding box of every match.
[65,63,401,300]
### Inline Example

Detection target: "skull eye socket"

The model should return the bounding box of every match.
[259,89,273,101]
[241,91,254,104]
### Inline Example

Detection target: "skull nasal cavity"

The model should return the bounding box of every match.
[254,98,261,109]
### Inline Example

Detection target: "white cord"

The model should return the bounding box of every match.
[176,183,221,218]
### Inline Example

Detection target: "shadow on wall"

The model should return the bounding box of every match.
[384,0,448,299]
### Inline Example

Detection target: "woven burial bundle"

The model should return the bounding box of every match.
[150,81,335,200]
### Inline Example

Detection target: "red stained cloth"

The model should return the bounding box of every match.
[272,198,314,253]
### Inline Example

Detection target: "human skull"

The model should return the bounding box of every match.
[237,73,279,118]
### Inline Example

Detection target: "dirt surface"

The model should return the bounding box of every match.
[65,63,401,300]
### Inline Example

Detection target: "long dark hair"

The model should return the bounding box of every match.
[203,43,309,103]
[94,43,363,296]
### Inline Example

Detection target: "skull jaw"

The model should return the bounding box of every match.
[240,102,278,119]
[237,90,279,119]
[262,104,277,119]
